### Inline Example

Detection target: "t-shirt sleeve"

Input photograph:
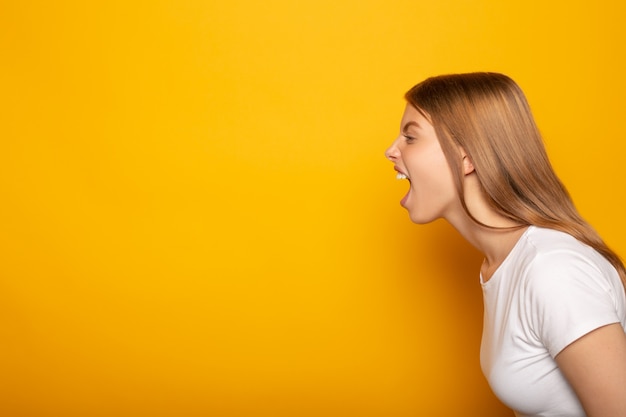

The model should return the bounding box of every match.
[525,250,621,357]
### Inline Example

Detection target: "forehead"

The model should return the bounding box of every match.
[401,103,431,129]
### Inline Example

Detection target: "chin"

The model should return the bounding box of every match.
[408,211,438,225]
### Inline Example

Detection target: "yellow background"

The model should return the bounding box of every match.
[1,1,625,416]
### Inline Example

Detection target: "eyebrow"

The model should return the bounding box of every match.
[402,121,420,133]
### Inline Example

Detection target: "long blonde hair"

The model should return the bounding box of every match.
[405,72,626,288]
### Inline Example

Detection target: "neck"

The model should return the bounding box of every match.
[454,220,528,281]
[444,174,528,281]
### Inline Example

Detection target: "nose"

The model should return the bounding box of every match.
[385,138,400,162]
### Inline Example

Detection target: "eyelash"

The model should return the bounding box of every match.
[403,135,415,143]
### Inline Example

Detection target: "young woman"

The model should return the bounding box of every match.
[385,72,626,417]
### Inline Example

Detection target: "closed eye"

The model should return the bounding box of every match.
[403,135,416,143]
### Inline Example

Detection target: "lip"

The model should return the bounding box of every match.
[394,166,409,179]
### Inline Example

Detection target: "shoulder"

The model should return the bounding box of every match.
[492,226,613,297]
[523,226,590,256]
[506,226,594,269]
[516,227,625,356]
[521,227,614,292]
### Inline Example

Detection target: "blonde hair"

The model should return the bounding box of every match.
[405,72,626,288]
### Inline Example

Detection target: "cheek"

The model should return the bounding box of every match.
[422,153,454,184]
[417,157,458,201]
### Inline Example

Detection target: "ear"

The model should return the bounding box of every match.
[460,148,475,175]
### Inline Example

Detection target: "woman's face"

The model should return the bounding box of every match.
[385,104,459,224]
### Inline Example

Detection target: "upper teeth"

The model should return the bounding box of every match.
[396,173,407,180]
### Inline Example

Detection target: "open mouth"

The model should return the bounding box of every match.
[394,166,409,181]
[396,172,408,180]
[394,168,411,207]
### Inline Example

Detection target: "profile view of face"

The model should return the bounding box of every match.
[385,104,458,224]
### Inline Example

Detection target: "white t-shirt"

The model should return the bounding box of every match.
[480,226,626,417]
